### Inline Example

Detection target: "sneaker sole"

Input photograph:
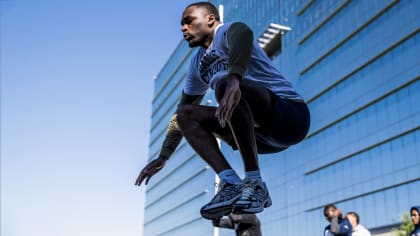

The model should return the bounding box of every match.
[233,197,272,214]
[200,194,241,219]
[200,205,233,220]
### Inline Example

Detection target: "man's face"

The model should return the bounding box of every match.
[181,6,212,48]
[412,209,419,225]
[324,208,342,222]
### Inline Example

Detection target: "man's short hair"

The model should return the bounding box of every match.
[186,2,220,21]
[323,204,337,217]
[346,211,360,224]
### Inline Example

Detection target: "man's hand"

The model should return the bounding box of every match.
[135,158,166,186]
[215,75,241,127]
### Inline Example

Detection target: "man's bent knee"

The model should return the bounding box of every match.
[176,104,196,130]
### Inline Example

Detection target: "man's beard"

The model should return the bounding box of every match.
[187,36,205,48]
[188,40,200,48]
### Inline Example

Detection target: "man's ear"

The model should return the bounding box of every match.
[207,14,216,27]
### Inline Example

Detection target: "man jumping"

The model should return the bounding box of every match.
[135,2,310,220]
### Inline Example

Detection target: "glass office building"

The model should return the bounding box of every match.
[144,1,420,235]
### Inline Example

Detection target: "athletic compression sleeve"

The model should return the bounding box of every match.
[159,91,204,160]
[227,22,254,79]
[159,114,183,159]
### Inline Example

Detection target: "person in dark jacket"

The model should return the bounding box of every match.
[410,206,420,236]
[213,213,262,236]
[324,204,352,236]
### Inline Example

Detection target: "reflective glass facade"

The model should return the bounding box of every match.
[144,1,420,235]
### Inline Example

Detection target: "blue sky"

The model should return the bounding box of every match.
[1,0,196,235]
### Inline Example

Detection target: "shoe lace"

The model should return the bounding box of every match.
[241,180,260,199]
[241,186,254,200]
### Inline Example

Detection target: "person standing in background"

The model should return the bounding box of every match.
[345,211,371,236]
[410,206,420,236]
[324,204,352,236]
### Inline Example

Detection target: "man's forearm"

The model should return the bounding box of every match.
[330,216,340,234]
[159,114,183,160]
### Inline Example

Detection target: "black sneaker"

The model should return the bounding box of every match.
[200,181,242,219]
[233,179,272,214]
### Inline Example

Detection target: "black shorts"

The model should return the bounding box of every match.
[254,96,310,154]
[217,78,310,154]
